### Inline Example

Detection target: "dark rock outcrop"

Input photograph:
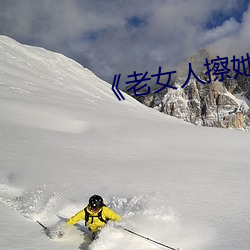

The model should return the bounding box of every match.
[126,49,250,130]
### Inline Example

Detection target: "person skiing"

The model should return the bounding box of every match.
[66,194,121,239]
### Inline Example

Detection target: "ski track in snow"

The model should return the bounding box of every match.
[0,179,212,250]
[0,99,91,134]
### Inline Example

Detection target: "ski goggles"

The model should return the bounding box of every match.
[89,205,101,212]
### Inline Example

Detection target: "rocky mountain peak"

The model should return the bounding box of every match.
[127,49,250,130]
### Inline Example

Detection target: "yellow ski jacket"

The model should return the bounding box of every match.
[67,206,121,233]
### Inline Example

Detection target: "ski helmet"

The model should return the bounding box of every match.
[89,195,104,210]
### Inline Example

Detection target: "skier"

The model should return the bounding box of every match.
[66,194,121,239]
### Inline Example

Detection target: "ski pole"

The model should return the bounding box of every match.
[122,227,180,250]
[37,220,48,231]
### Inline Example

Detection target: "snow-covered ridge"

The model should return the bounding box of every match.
[0,35,112,98]
[0,35,157,134]
[0,35,149,107]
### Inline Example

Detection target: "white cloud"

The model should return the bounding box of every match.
[0,0,248,86]
[200,18,240,47]
[208,3,250,60]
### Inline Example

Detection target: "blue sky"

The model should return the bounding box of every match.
[206,0,249,29]
[0,0,249,87]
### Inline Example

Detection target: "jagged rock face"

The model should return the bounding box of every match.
[130,49,250,130]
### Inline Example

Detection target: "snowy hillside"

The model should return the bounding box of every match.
[0,36,250,250]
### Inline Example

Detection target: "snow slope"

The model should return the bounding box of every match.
[0,36,249,250]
